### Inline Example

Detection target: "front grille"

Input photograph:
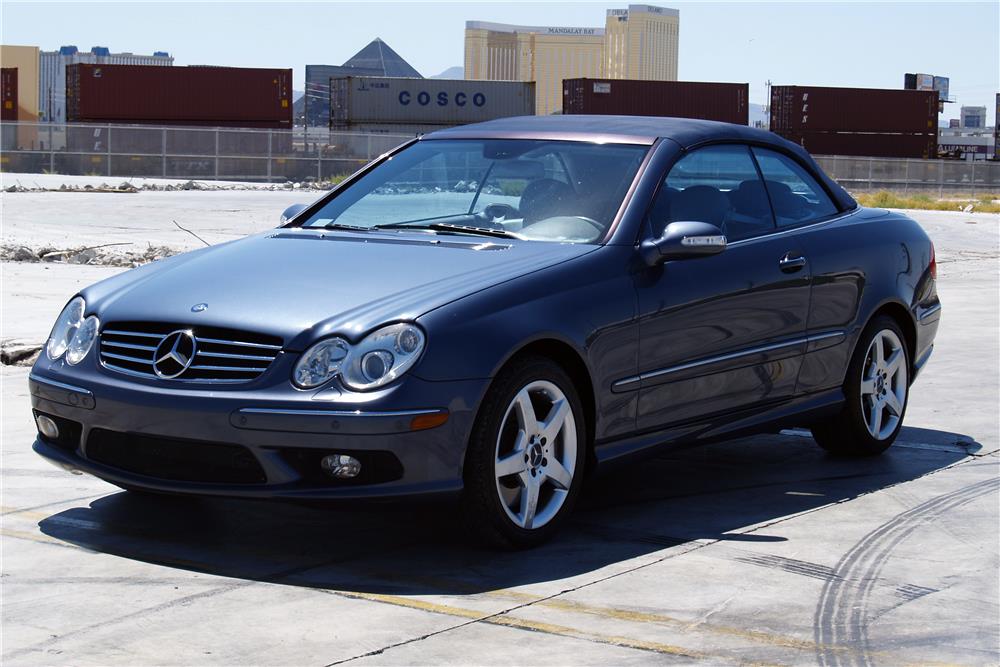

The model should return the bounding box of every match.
[99,321,282,383]
[86,429,266,484]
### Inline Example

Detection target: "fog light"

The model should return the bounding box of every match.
[321,454,362,479]
[36,414,60,440]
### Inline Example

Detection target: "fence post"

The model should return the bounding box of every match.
[970,161,976,198]
[214,129,219,180]
[106,124,112,177]
[162,127,167,178]
[48,123,55,173]
[867,157,873,192]
[267,130,272,183]
[903,159,909,195]
[938,161,944,199]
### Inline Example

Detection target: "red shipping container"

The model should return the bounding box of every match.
[770,85,938,134]
[563,79,748,125]
[66,64,292,128]
[1,67,17,121]
[775,130,937,159]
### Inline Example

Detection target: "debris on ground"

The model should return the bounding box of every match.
[3,178,340,193]
[0,340,43,366]
[0,242,178,267]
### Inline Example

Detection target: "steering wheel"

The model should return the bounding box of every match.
[482,203,519,225]
[570,216,605,234]
[522,215,603,232]
[520,216,606,242]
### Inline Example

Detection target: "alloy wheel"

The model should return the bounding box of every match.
[860,329,908,440]
[494,380,577,530]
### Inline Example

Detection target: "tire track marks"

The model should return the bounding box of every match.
[813,476,999,667]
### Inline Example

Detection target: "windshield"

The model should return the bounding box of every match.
[295,139,649,244]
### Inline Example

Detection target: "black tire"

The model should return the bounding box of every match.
[462,355,587,549]
[811,315,910,456]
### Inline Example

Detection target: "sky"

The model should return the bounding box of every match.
[2,0,997,124]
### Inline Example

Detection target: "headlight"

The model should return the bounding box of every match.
[46,296,85,361]
[65,316,100,365]
[292,337,350,388]
[292,323,425,391]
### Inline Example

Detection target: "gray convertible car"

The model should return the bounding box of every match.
[31,116,940,547]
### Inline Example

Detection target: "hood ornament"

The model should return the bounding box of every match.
[191,303,208,313]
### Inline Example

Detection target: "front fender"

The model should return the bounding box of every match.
[414,245,640,440]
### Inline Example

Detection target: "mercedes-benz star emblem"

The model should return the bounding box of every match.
[191,303,208,313]
[153,330,197,379]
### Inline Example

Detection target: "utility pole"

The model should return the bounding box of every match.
[764,79,772,129]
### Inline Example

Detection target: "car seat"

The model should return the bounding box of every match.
[519,179,577,224]
[670,185,731,231]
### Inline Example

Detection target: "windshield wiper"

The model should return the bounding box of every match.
[320,222,372,232]
[374,222,521,239]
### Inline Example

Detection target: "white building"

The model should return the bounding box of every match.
[39,46,173,122]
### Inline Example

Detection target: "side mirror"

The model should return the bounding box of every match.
[280,203,308,224]
[640,221,727,266]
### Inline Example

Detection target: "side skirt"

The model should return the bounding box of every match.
[592,388,845,473]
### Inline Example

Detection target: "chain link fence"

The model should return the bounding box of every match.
[2,122,999,194]
[0,122,412,183]
[813,155,1000,196]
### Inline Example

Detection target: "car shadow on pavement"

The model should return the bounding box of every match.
[37,426,980,596]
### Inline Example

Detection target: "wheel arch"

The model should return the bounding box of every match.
[860,300,918,375]
[494,338,598,472]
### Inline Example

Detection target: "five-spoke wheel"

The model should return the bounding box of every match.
[859,329,908,440]
[812,315,910,456]
[463,356,586,548]
[494,380,577,530]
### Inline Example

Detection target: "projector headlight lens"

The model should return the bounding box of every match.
[341,323,425,391]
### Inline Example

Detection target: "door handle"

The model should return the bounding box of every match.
[779,252,807,273]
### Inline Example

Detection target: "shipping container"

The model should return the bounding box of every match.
[770,85,938,134]
[1,67,17,121]
[331,122,444,136]
[562,79,749,125]
[66,64,292,128]
[330,77,534,128]
[777,130,937,159]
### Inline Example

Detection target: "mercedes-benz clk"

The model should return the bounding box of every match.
[30,116,941,547]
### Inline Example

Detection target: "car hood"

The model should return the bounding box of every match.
[82,228,596,350]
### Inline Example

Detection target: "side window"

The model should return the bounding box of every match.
[648,145,775,242]
[751,147,839,227]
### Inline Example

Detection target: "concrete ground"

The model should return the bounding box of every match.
[1,190,997,665]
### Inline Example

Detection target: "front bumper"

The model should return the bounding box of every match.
[29,363,489,500]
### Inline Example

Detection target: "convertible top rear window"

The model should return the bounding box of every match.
[296,139,649,244]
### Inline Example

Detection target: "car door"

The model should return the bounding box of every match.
[632,144,812,431]
[750,146,858,395]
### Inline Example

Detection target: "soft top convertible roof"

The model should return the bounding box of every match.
[425,115,857,212]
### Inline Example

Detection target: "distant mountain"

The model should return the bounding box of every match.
[293,90,304,102]
[431,66,464,80]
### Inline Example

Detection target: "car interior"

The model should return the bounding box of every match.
[649,179,825,241]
